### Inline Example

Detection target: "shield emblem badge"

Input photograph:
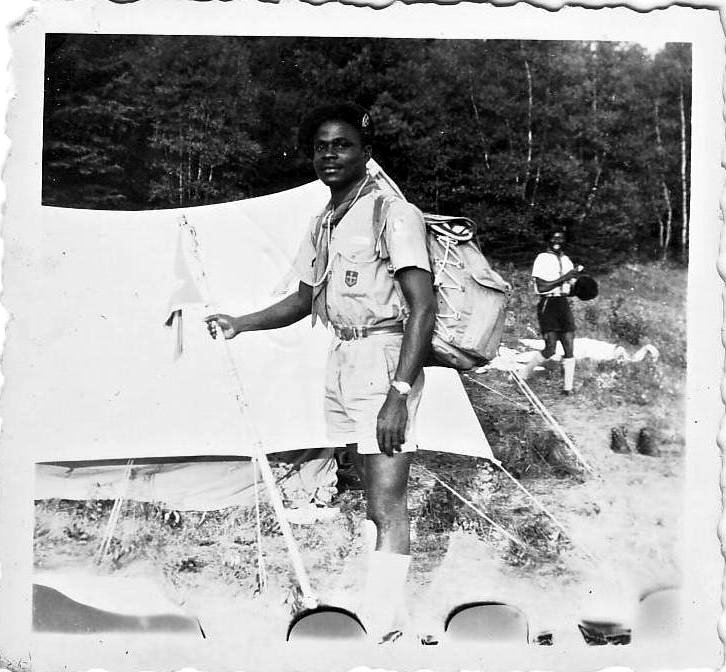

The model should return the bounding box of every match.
[345,270,358,287]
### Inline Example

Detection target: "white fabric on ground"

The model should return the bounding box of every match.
[481,338,660,374]
[9,171,492,465]
[519,351,547,380]
[518,338,660,362]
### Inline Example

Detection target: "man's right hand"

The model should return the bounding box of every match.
[204,314,240,340]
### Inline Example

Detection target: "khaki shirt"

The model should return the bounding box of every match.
[293,192,430,328]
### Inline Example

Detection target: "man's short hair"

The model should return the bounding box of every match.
[298,103,374,157]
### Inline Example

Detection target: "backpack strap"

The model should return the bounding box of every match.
[372,193,392,260]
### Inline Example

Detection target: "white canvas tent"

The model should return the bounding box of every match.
[8,172,493,468]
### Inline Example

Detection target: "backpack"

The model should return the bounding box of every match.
[372,195,511,370]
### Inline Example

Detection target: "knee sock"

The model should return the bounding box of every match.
[520,351,546,380]
[562,357,576,391]
[362,518,377,554]
[361,550,411,641]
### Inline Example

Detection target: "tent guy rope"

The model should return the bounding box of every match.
[412,463,527,550]
[510,371,595,475]
[463,373,531,411]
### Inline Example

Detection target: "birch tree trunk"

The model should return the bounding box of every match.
[579,153,604,226]
[679,81,688,261]
[661,181,673,260]
[467,70,490,170]
[522,49,533,199]
[653,100,673,261]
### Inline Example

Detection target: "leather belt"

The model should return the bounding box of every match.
[333,323,404,341]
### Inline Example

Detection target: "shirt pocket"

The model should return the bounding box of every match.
[335,234,378,264]
[327,234,398,320]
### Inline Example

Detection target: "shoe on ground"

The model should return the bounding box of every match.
[377,629,405,644]
[561,389,573,396]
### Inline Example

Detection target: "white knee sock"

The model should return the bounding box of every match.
[562,357,576,391]
[362,518,377,554]
[520,351,546,380]
[361,550,411,640]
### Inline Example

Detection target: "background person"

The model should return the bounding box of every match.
[204,103,435,643]
[521,229,583,394]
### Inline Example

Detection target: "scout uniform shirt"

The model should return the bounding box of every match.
[293,190,430,328]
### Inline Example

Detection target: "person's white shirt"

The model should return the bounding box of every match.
[531,252,574,296]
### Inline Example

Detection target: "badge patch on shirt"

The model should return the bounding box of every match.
[345,270,358,287]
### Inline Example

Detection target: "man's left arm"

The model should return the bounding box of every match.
[376,267,436,456]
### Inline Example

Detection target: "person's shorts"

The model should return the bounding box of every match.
[324,332,424,455]
[537,296,576,333]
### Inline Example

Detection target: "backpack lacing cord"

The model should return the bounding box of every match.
[432,235,465,342]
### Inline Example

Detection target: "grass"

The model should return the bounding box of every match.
[32,261,687,613]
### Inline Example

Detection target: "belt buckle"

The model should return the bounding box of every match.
[337,326,366,340]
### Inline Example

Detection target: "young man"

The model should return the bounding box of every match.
[521,229,583,394]
[205,103,436,641]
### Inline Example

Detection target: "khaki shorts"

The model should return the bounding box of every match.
[324,332,424,454]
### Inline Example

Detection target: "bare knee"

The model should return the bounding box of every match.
[542,332,558,359]
[560,332,575,358]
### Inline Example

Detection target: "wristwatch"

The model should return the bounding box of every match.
[390,380,412,396]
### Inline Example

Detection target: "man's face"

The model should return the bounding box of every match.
[548,232,566,253]
[311,120,370,192]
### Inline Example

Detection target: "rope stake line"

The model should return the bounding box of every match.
[412,463,527,550]
[510,371,595,475]
[494,463,596,562]
[463,373,531,411]
[178,216,318,608]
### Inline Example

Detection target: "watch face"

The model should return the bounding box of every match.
[392,381,411,395]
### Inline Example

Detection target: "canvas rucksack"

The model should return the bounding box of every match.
[372,195,511,371]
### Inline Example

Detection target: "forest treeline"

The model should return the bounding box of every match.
[43,35,690,267]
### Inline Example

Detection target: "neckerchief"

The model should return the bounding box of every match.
[310,175,379,326]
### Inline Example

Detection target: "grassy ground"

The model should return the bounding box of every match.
[32,261,685,653]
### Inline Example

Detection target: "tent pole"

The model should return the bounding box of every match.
[94,459,134,564]
[252,457,268,594]
[178,217,318,608]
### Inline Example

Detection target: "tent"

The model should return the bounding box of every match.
[8,173,493,467]
[9,166,493,512]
